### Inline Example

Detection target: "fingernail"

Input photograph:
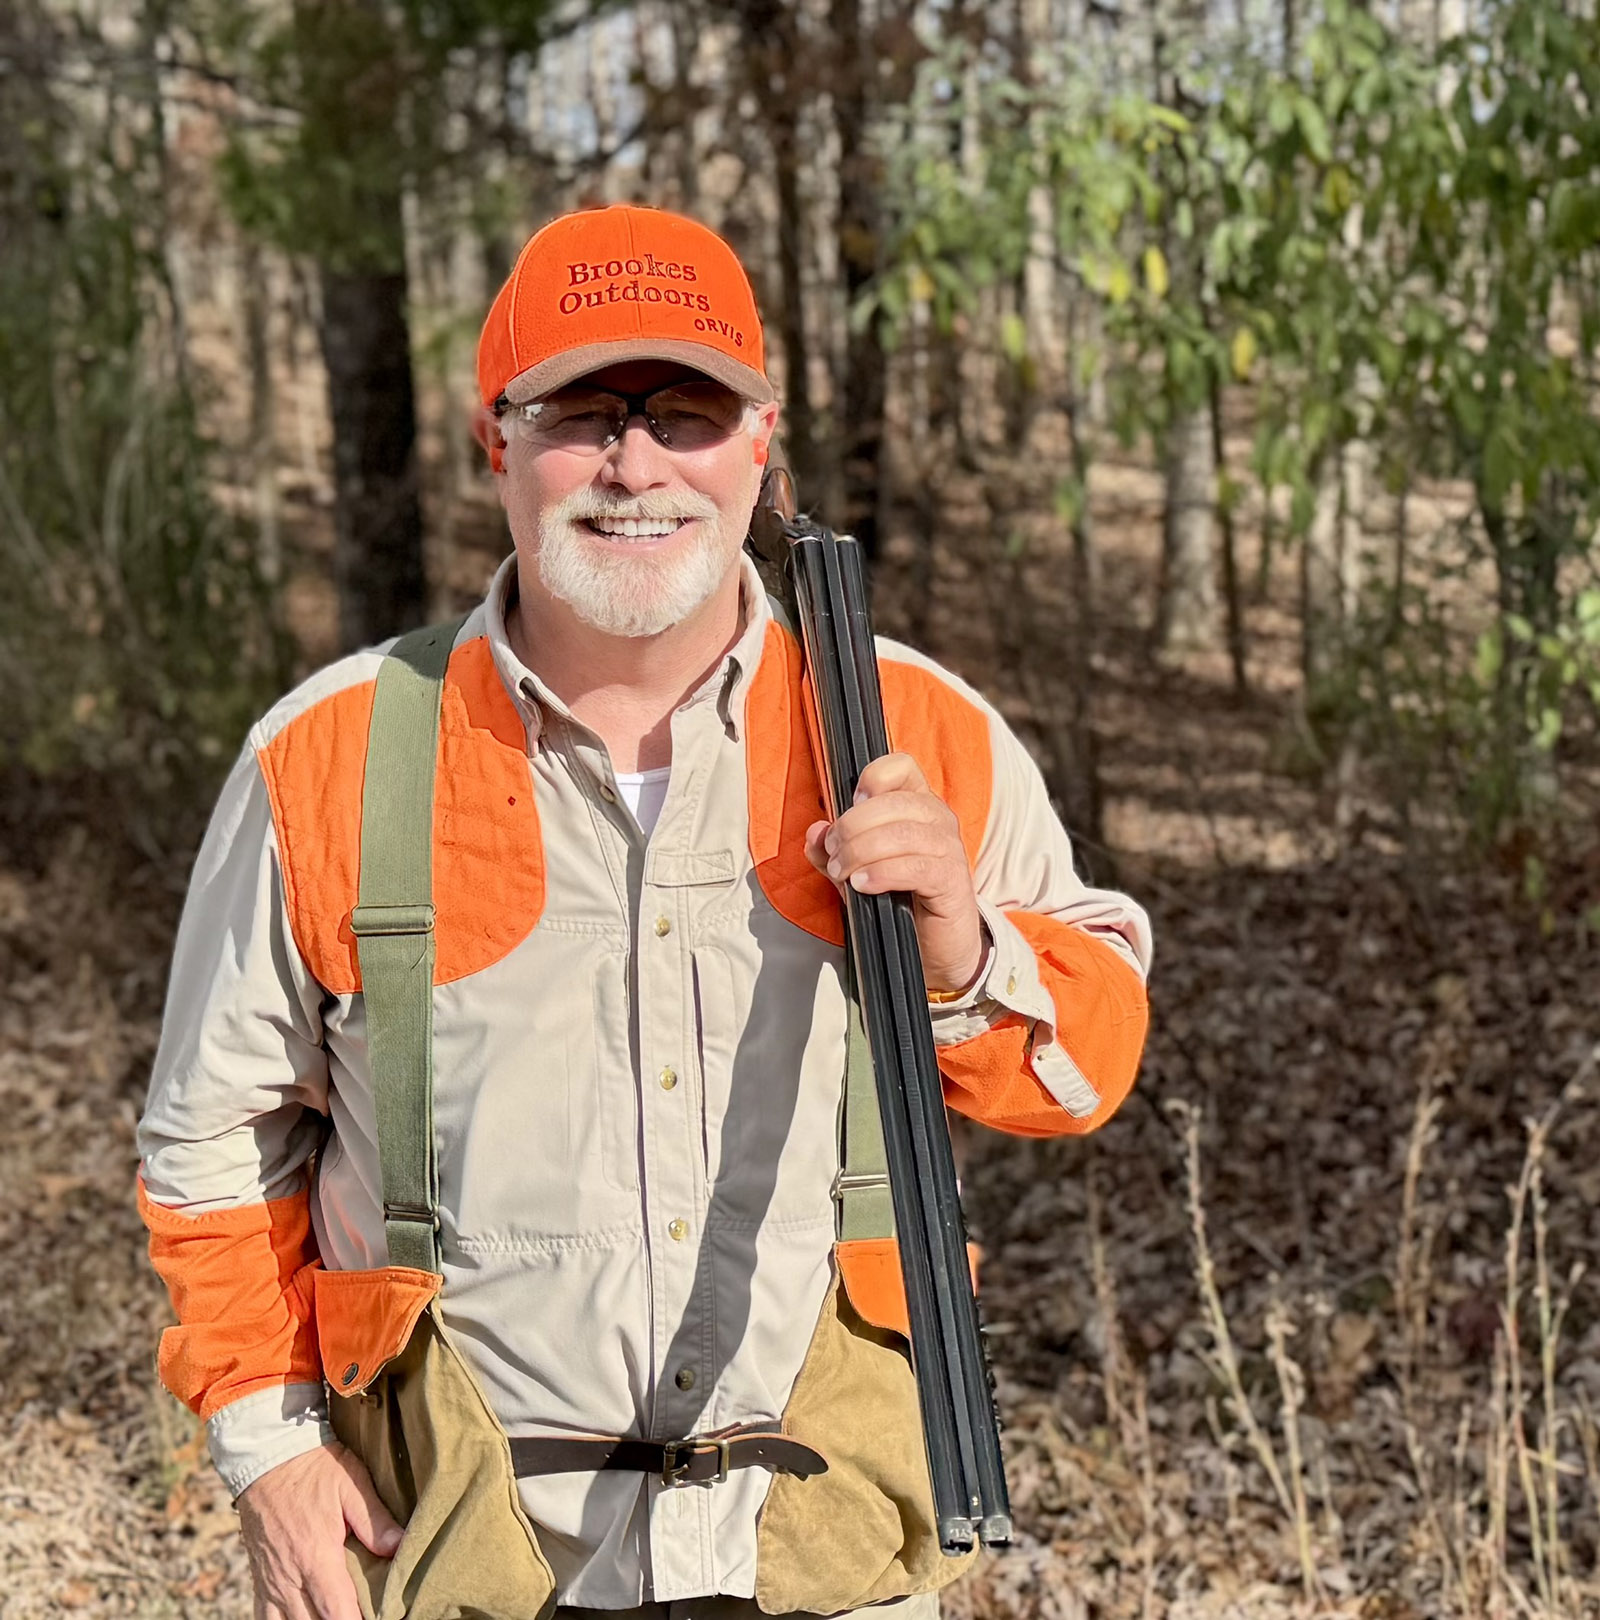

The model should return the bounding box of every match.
[853,788,867,805]
[849,870,870,890]
[824,831,838,855]
[827,859,842,881]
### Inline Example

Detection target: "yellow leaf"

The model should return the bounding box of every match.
[1143,245,1169,299]
[907,266,936,304]
[1107,260,1134,306]
[1230,326,1257,380]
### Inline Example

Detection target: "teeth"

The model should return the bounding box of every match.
[591,517,682,539]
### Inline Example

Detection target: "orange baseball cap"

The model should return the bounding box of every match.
[477,205,774,410]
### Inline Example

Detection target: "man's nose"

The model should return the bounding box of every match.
[600,417,674,491]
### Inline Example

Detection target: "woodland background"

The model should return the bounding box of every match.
[2,0,1599,1614]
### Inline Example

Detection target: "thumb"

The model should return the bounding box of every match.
[339,1460,404,1558]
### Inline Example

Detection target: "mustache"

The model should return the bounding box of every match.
[549,488,722,525]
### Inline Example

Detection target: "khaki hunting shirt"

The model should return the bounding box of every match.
[137,554,1152,1607]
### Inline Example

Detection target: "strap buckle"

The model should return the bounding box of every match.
[384,1200,441,1231]
[351,903,436,937]
[832,1170,891,1195]
[660,1436,730,1488]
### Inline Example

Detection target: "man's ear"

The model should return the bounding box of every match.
[471,405,506,475]
[751,399,781,467]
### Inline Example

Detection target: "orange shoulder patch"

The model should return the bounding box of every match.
[257,635,545,993]
[746,627,994,942]
[879,656,991,869]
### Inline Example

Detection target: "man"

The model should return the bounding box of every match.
[138,205,1151,1620]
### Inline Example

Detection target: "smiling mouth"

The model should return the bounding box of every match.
[583,516,693,542]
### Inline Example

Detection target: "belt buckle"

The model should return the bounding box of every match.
[660,1436,731,1488]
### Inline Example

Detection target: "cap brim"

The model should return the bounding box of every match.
[499,339,776,407]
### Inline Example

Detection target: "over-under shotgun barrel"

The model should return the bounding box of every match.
[782,515,1012,1554]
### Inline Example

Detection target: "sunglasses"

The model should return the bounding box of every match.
[497,381,750,453]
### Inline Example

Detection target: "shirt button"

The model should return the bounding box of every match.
[654,916,672,938]
[675,1367,696,1391]
[659,1066,679,1091]
[667,1218,688,1241]
[1006,972,1017,996]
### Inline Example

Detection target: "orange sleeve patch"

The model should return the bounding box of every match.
[257,635,545,993]
[836,1237,981,1339]
[137,1176,323,1421]
[313,1266,441,1397]
[939,919,1149,1137]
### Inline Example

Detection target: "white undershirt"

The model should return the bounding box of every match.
[612,765,672,836]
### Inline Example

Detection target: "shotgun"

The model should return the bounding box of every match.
[748,471,1012,1554]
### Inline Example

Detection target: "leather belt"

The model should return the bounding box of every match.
[508,1426,827,1487]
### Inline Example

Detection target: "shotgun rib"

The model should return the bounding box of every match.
[783,515,1012,1555]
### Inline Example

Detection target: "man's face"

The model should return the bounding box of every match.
[496,361,778,639]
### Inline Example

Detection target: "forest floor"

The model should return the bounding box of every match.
[3,441,1599,1620]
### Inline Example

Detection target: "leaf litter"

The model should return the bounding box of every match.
[4,474,1599,1617]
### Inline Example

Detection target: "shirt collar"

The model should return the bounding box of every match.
[481,550,775,750]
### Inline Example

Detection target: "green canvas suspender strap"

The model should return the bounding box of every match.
[836,945,895,1244]
[349,617,466,1275]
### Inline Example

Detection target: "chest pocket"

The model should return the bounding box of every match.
[434,931,641,1246]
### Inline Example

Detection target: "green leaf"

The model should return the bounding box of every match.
[1523,854,1547,905]
[1482,420,1520,510]
[1290,480,1315,534]
[1475,629,1503,685]
[1296,100,1333,163]
[1054,477,1087,526]
[1230,326,1258,380]
[999,312,1027,363]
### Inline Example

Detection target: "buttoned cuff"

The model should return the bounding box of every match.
[206,1381,336,1500]
[928,900,1102,1118]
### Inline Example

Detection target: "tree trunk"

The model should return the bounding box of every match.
[1209,373,1247,691]
[830,0,886,556]
[667,4,700,211]
[241,238,281,585]
[737,1,818,500]
[1154,404,1220,653]
[293,0,427,648]
[1300,450,1343,687]
[1057,388,1105,847]
[769,101,817,500]
[1019,0,1063,421]
[319,268,427,648]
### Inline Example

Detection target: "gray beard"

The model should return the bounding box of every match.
[535,489,735,638]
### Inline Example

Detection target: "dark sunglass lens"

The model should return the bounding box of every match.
[647,384,745,449]
[533,392,629,449]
